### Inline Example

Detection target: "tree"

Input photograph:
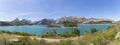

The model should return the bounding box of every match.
[91,28,97,33]
[83,30,89,36]
[53,29,57,34]
[71,28,80,36]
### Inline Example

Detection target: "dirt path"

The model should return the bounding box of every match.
[29,36,82,43]
[8,35,82,43]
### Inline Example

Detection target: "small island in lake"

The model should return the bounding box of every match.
[47,25,62,28]
[63,24,77,28]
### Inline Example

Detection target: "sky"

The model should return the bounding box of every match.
[0,0,120,21]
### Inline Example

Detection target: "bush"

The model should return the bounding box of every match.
[91,28,97,33]
[71,29,80,36]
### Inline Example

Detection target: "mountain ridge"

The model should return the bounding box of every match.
[0,16,117,26]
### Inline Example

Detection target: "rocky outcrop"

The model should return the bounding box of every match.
[34,19,55,25]
[55,16,86,24]
[10,18,32,26]
[83,18,115,24]
[55,16,115,24]
[21,19,32,25]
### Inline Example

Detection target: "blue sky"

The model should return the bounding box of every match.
[0,0,120,21]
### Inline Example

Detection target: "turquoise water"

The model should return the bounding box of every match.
[0,24,113,35]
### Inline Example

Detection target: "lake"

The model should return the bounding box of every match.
[0,24,114,35]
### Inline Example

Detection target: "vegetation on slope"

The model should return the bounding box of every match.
[1,26,116,45]
[0,30,35,36]
[41,28,80,38]
[0,23,119,45]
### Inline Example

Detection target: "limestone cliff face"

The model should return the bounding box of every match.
[55,16,86,24]
[34,16,115,25]
[54,16,115,24]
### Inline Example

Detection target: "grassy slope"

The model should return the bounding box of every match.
[116,32,120,45]
[0,23,119,45]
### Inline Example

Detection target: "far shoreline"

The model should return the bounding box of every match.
[0,23,115,27]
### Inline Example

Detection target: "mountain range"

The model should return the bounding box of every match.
[0,16,116,26]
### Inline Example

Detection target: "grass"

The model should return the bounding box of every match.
[117,37,120,45]
[115,32,120,45]
[117,35,120,45]
[117,41,120,45]
[0,33,22,40]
